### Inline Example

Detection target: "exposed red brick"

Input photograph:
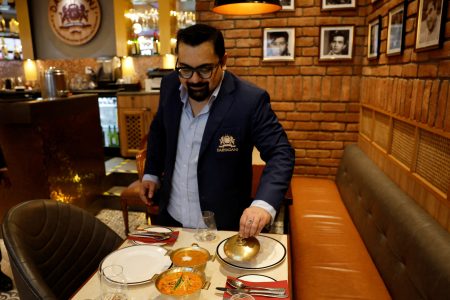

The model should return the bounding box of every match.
[286,112,311,121]
[427,80,440,127]
[272,102,295,111]
[293,121,320,130]
[421,80,433,123]
[435,80,449,129]
[321,122,346,131]
[311,112,336,121]
[306,149,331,158]
[322,103,347,112]
[418,64,439,78]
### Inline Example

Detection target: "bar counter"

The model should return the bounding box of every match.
[0,94,105,221]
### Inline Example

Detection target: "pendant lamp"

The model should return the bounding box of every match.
[212,0,282,15]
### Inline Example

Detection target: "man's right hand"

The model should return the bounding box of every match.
[139,180,157,206]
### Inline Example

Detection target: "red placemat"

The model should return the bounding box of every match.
[127,231,179,246]
[222,276,290,300]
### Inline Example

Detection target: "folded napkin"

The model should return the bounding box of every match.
[127,231,179,246]
[222,276,290,300]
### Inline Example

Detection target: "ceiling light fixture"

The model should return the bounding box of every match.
[212,0,282,15]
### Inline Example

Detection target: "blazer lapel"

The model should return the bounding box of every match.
[166,87,183,163]
[199,72,236,159]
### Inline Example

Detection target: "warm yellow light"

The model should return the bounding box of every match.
[23,59,38,82]
[163,54,176,69]
[122,56,136,82]
[212,2,281,15]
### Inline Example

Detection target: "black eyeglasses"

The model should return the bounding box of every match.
[175,62,221,79]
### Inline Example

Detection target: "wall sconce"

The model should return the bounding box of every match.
[121,56,136,83]
[23,59,38,87]
[212,0,282,15]
[163,54,176,70]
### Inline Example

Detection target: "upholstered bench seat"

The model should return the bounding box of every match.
[290,177,390,300]
[289,144,450,300]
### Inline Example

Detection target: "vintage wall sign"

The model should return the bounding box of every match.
[48,0,102,46]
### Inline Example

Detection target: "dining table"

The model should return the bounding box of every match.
[70,228,290,300]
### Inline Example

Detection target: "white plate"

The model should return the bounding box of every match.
[237,274,276,282]
[216,235,286,270]
[131,226,173,245]
[100,245,172,285]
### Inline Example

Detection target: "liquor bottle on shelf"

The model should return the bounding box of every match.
[0,15,5,32]
[112,126,119,146]
[107,125,113,147]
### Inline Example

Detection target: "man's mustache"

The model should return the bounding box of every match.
[187,82,208,88]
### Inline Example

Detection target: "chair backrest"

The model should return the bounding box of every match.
[136,148,147,181]
[2,199,123,300]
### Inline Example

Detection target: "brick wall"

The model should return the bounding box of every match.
[196,0,449,179]
[197,0,366,177]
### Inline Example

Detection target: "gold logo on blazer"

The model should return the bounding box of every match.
[217,134,239,152]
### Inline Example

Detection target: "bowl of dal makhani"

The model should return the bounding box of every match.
[155,267,206,298]
[169,243,212,271]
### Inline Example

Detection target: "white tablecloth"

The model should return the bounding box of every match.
[70,228,289,300]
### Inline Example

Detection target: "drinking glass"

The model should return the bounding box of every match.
[194,211,217,241]
[99,264,128,300]
[230,293,255,300]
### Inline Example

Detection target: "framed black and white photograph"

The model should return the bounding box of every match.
[368,16,381,59]
[263,28,295,61]
[415,0,447,51]
[322,0,356,11]
[387,2,407,55]
[280,0,295,11]
[319,25,354,61]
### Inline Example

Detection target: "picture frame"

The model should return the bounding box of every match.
[280,0,295,11]
[321,0,356,11]
[387,2,407,55]
[368,16,381,59]
[319,25,354,61]
[263,28,295,61]
[415,0,447,51]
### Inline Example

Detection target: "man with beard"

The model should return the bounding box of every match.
[140,24,294,238]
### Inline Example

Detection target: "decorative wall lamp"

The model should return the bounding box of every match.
[212,0,282,15]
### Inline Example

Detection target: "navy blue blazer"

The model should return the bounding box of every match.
[145,71,294,230]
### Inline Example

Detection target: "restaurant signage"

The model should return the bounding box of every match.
[48,0,101,46]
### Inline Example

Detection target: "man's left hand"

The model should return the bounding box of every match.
[239,206,271,238]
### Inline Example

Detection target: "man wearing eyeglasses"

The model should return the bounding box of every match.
[140,24,294,238]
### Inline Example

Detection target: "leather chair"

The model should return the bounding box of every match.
[2,199,123,300]
[120,148,159,235]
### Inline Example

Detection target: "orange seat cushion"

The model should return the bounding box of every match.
[289,176,390,300]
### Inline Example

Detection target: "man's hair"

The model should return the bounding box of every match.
[330,30,348,43]
[175,24,225,60]
[269,31,289,43]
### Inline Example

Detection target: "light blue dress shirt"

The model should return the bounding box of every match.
[143,76,276,228]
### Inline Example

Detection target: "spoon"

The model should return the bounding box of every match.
[227,278,286,292]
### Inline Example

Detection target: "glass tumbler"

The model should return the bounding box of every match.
[195,211,217,241]
[99,264,128,300]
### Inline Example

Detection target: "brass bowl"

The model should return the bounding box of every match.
[224,234,260,262]
[155,267,206,298]
[169,243,212,271]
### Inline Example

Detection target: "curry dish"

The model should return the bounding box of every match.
[172,249,209,267]
[157,271,203,295]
